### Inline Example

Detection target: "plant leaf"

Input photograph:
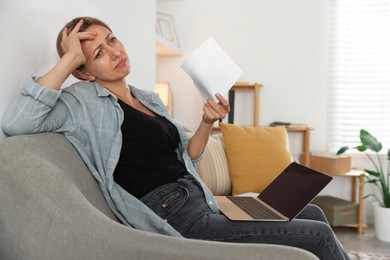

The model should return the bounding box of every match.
[360,129,382,152]
[363,193,375,199]
[364,169,381,177]
[356,145,367,152]
[336,146,349,155]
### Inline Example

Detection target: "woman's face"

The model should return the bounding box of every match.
[80,25,130,84]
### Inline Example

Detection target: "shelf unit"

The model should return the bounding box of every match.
[212,82,313,166]
[212,82,262,132]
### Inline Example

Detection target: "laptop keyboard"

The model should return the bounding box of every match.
[226,196,284,220]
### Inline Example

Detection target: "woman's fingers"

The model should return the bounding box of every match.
[203,103,220,124]
[205,93,230,116]
[215,93,230,112]
[202,94,231,124]
[70,19,84,35]
[204,103,219,118]
[62,26,68,40]
[78,31,97,40]
[60,21,95,56]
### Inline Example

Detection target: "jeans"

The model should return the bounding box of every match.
[141,175,350,260]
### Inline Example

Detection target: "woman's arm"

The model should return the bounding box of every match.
[2,20,95,135]
[187,93,230,160]
[1,79,68,135]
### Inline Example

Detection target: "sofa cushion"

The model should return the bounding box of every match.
[220,123,293,195]
[195,134,231,195]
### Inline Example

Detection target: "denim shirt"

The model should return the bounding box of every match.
[2,77,219,237]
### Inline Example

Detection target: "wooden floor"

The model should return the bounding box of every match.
[333,225,390,255]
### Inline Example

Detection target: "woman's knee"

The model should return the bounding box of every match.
[298,204,329,223]
[308,204,325,215]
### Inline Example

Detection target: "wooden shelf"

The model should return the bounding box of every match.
[212,82,313,167]
[230,82,262,127]
[212,82,262,133]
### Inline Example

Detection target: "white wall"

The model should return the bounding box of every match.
[0,0,156,139]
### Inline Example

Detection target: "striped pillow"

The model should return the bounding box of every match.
[194,134,231,195]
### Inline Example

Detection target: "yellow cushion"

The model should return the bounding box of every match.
[220,123,293,195]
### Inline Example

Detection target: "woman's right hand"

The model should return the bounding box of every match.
[60,19,96,68]
[36,19,96,90]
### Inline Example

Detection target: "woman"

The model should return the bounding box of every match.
[2,17,350,259]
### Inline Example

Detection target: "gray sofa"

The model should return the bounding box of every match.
[0,133,318,260]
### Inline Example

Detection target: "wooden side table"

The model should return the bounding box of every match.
[332,169,367,234]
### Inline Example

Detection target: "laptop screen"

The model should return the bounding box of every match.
[258,162,333,220]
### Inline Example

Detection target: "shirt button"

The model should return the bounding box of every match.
[162,203,167,208]
[208,201,213,205]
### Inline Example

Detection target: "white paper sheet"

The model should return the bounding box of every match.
[181,37,243,101]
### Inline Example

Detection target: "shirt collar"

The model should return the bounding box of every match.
[94,82,113,97]
[92,82,159,104]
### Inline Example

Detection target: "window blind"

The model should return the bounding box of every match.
[328,0,390,152]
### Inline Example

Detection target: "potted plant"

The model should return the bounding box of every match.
[337,129,390,242]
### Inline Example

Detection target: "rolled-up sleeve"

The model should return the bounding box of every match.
[2,77,69,136]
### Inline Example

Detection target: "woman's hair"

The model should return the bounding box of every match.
[56,16,112,58]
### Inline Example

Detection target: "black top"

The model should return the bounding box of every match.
[113,99,187,199]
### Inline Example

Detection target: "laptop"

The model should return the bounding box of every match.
[215,162,332,221]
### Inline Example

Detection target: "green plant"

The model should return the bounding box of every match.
[337,129,390,208]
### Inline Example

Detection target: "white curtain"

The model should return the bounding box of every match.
[328,0,390,152]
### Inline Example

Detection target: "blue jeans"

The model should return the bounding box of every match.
[141,175,350,260]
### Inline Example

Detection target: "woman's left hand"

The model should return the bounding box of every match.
[202,93,230,125]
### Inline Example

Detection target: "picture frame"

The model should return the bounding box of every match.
[156,12,180,47]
